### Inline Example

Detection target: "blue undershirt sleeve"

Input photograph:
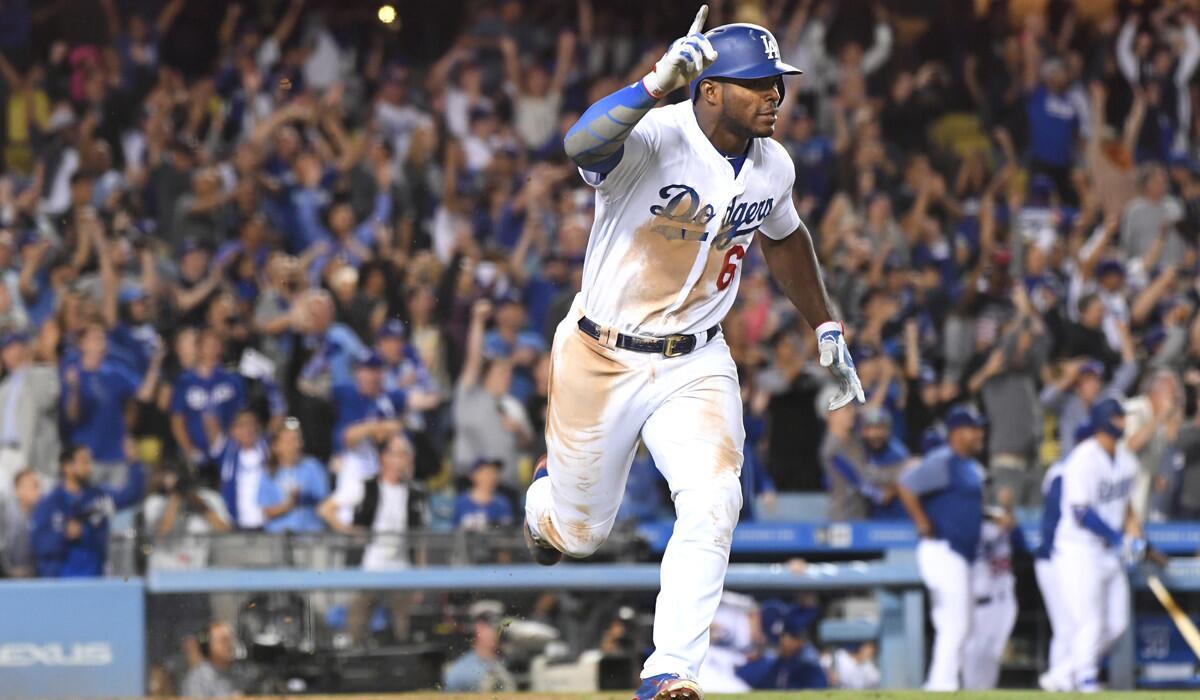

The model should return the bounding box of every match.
[563,82,657,174]
[1073,506,1122,547]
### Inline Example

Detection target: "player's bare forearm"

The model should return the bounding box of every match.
[896,485,933,537]
[758,221,836,329]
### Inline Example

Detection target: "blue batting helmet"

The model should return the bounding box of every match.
[1090,398,1126,440]
[690,23,802,99]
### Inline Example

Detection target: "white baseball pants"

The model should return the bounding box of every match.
[917,539,972,691]
[963,586,1017,689]
[1054,547,1129,688]
[526,301,744,681]
[1035,556,1073,680]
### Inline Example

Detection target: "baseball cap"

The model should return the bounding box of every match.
[1096,259,1125,278]
[472,457,502,472]
[118,285,147,304]
[1077,359,1104,379]
[921,425,947,452]
[355,351,385,369]
[860,406,891,427]
[0,330,28,348]
[779,605,819,638]
[944,404,987,430]
[377,319,406,340]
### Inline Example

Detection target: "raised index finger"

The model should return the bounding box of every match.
[688,4,709,36]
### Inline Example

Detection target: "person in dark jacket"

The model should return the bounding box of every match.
[32,444,144,577]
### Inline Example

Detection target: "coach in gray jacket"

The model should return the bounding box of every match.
[0,331,60,495]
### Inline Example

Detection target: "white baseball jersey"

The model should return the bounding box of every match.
[1054,437,1137,553]
[971,520,1016,601]
[578,101,801,337]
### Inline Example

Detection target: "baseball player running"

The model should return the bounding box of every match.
[1041,398,1145,693]
[895,405,987,691]
[963,509,1025,690]
[523,6,865,699]
[1035,421,1093,690]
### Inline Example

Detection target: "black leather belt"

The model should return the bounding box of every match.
[577,316,718,358]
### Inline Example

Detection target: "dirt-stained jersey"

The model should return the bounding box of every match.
[578,101,800,337]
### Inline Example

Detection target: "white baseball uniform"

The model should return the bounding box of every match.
[963,519,1018,690]
[524,100,800,681]
[1051,437,1137,689]
[1034,459,1073,682]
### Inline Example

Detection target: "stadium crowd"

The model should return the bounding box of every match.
[0,0,1199,693]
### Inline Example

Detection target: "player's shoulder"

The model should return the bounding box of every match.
[755,134,791,161]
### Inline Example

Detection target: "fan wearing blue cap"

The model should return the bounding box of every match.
[1041,397,1146,692]
[375,319,439,410]
[895,403,987,691]
[1039,354,1138,454]
[329,350,407,482]
[736,603,828,690]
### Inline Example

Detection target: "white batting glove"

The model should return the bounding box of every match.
[816,321,866,411]
[641,5,718,100]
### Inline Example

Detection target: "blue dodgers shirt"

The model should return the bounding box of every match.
[452,493,514,530]
[865,437,911,521]
[61,363,140,462]
[899,445,985,561]
[1026,85,1080,167]
[170,368,247,455]
[331,384,407,453]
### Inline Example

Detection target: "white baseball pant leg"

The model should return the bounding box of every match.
[1057,548,1129,688]
[526,307,743,683]
[639,349,744,680]
[963,589,1017,689]
[1035,556,1073,677]
[917,539,972,691]
[525,309,652,558]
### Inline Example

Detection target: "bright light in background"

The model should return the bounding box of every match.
[377,4,397,24]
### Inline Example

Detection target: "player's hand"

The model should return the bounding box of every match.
[816,321,865,411]
[641,5,718,99]
[1120,535,1148,568]
[1145,545,1170,568]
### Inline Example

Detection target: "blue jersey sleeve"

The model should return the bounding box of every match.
[1036,476,1062,558]
[170,376,189,415]
[562,82,657,174]
[1074,506,1122,547]
[900,451,952,495]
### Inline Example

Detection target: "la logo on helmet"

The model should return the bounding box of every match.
[760,34,780,60]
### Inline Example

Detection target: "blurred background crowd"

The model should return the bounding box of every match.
[0,0,1198,694]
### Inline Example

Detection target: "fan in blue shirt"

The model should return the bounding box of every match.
[453,459,514,531]
[61,323,162,472]
[296,291,369,391]
[258,421,329,533]
[170,330,247,464]
[32,445,145,577]
[331,352,408,458]
[860,408,912,521]
[375,320,440,410]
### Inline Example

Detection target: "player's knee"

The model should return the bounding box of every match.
[554,517,612,558]
[674,475,742,546]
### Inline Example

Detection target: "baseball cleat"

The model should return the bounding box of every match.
[524,456,562,566]
[633,673,703,700]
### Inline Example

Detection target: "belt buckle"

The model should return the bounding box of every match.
[662,335,689,358]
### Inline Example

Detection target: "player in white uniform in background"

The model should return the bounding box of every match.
[963,509,1024,689]
[1042,398,1146,693]
[1036,422,1093,690]
[524,6,865,700]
